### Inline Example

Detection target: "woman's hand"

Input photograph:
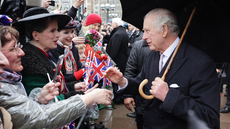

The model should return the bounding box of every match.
[37,81,60,104]
[42,0,51,8]
[74,82,88,92]
[80,83,113,107]
[72,37,85,45]
[74,0,85,8]
[90,88,113,105]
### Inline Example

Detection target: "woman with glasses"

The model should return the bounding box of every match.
[0,25,60,104]
[0,25,112,129]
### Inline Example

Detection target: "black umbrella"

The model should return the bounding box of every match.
[120,0,230,63]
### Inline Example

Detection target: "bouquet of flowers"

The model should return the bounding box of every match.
[85,29,101,47]
[84,29,116,65]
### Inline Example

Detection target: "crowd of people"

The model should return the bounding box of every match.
[0,0,227,129]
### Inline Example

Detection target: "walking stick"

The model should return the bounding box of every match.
[139,0,200,99]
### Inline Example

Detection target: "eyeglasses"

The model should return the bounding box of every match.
[1,41,23,55]
[15,42,23,55]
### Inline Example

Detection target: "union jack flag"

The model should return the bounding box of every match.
[102,58,112,89]
[94,40,103,50]
[91,56,107,82]
[88,70,95,89]
[83,51,94,89]
[84,51,113,89]
[58,121,75,129]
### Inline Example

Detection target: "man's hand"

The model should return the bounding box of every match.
[124,97,135,111]
[150,77,169,101]
[103,66,127,87]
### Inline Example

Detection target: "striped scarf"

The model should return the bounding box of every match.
[57,41,77,74]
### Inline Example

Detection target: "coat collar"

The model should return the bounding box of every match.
[110,26,124,36]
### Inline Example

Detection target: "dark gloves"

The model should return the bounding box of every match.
[63,90,85,99]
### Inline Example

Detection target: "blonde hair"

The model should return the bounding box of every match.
[75,44,86,50]
[82,24,102,35]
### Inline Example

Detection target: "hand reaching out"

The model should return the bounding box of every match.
[74,0,85,8]
[72,37,85,45]
[103,66,127,87]
[81,83,113,107]
[74,82,88,92]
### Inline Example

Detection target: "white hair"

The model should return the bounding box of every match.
[112,18,124,26]
[145,8,179,36]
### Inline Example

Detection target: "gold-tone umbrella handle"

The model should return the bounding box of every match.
[139,79,154,99]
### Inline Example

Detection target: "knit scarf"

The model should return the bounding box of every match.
[1,68,21,82]
[57,41,77,74]
[0,68,27,96]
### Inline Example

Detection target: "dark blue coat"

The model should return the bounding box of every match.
[106,26,129,74]
[120,42,220,129]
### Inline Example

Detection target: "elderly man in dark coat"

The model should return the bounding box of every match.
[104,8,220,129]
[106,18,129,104]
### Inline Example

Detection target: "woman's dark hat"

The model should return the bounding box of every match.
[60,18,77,30]
[13,7,71,29]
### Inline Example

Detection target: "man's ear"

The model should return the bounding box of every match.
[162,24,168,38]
[32,31,39,41]
[115,23,118,28]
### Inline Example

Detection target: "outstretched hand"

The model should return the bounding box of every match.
[74,0,85,8]
[74,82,88,92]
[103,66,126,87]
[81,83,113,107]
[72,37,85,45]
[85,83,99,94]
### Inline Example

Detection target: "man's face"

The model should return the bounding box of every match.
[142,15,165,53]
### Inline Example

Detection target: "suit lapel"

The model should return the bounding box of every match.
[161,42,188,83]
[144,51,161,93]
[144,42,188,108]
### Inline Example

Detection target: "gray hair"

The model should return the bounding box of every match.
[112,18,124,26]
[144,8,179,36]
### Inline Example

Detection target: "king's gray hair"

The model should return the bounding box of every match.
[144,8,179,36]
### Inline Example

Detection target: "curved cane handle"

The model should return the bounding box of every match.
[139,79,154,99]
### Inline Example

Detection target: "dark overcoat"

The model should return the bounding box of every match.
[119,42,220,129]
[106,26,129,74]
